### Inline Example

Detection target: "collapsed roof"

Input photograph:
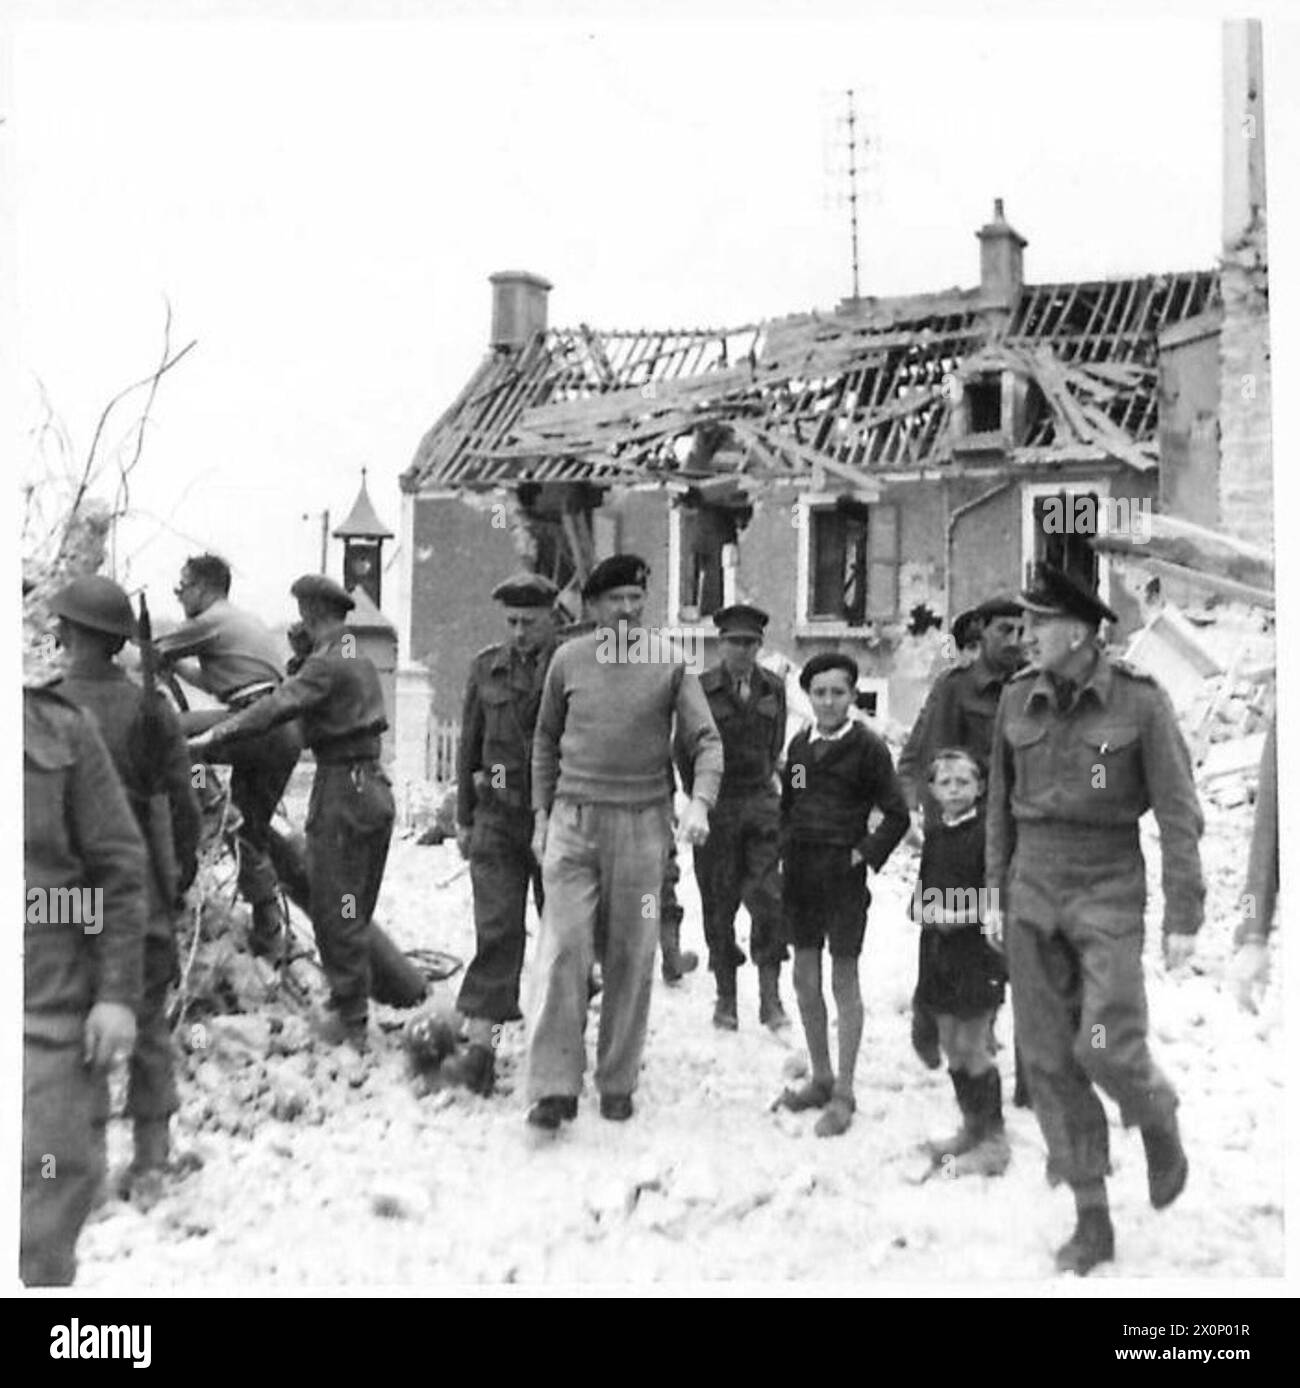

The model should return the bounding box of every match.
[403,270,1219,495]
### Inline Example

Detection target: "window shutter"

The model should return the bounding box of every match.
[866,503,900,618]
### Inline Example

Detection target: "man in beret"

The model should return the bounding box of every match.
[188,574,394,1053]
[986,564,1204,1275]
[155,553,303,960]
[898,595,1026,1076]
[442,572,561,1096]
[678,603,790,1031]
[526,555,723,1129]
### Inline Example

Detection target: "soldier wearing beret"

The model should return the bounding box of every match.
[441,572,561,1096]
[526,555,723,1129]
[986,564,1204,1275]
[190,574,394,1052]
[899,595,1026,1080]
[677,603,790,1031]
[50,576,201,1203]
[23,678,147,1283]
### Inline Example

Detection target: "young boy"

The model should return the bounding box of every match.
[779,653,909,1137]
[912,747,1009,1176]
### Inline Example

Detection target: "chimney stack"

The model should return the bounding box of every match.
[976,198,1027,314]
[489,271,553,350]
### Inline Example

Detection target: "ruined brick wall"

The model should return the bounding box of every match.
[1218,215,1272,551]
[1159,320,1222,529]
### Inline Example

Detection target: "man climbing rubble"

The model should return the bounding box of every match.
[188,575,395,1055]
[155,553,302,960]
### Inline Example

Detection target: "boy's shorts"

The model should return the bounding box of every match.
[783,842,869,958]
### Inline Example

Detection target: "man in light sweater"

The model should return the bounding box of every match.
[526,555,724,1130]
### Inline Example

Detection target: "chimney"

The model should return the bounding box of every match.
[489,271,553,350]
[976,198,1027,312]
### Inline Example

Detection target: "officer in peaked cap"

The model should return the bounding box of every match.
[442,571,562,1096]
[986,562,1203,1275]
[581,554,650,601]
[676,602,789,1031]
[188,572,393,1054]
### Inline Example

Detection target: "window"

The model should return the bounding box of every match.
[676,503,741,619]
[807,500,899,624]
[967,375,1003,433]
[1027,489,1101,591]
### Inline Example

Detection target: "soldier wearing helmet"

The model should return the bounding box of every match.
[50,575,201,1204]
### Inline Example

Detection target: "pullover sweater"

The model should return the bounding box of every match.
[781,721,909,870]
[910,808,986,927]
[532,630,723,809]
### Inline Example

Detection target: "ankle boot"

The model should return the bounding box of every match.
[757,964,790,1030]
[1055,1206,1115,1275]
[928,1071,979,1159]
[1141,1110,1189,1210]
[713,969,739,1030]
[660,917,698,984]
[951,1071,1010,1176]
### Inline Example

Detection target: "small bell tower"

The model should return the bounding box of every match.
[334,468,394,610]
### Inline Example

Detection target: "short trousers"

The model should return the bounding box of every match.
[915,925,1007,1018]
[782,841,869,958]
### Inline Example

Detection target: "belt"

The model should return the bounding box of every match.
[224,680,279,710]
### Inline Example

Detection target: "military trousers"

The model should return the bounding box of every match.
[184,709,302,909]
[1005,825,1179,1189]
[526,797,672,1102]
[305,759,395,1025]
[693,790,786,972]
[458,805,541,1023]
[21,1036,109,1286]
[126,931,180,1121]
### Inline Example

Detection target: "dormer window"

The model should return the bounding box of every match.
[967,374,1003,433]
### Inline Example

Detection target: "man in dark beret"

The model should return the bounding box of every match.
[188,574,392,1053]
[526,555,723,1129]
[442,572,561,1095]
[678,603,790,1031]
[986,564,1204,1275]
[898,593,1025,1074]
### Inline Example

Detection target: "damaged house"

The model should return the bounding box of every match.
[396,197,1240,761]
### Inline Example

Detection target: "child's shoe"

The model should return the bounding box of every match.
[951,1125,1011,1177]
[779,1077,833,1111]
[814,1094,855,1138]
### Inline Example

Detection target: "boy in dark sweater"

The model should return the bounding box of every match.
[779,653,909,1137]
[911,748,1009,1176]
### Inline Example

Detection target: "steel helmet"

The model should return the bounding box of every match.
[49,575,139,640]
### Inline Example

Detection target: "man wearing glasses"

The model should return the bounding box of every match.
[155,553,301,958]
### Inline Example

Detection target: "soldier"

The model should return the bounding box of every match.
[898,596,1026,1091]
[155,554,302,958]
[986,564,1203,1276]
[526,555,723,1129]
[443,572,561,1096]
[23,678,147,1285]
[188,575,394,1053]
[679,603,790,1031]
[50,577,201,1203]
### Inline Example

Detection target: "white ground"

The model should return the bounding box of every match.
[77,786,1283,1291]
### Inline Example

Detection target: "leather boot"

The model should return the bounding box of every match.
[1054,1206,1115,1275]
[950,1071,1010,1177]
[1141,1110,1189,1210]
[249,898,287,961]
[713,968,739,1030]
[660,917,698,984]
[927,1070,979,1160]
[757,964,790,1030]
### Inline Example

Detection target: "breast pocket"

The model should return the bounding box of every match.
[1076,723,1143,809]
[1004,718,1050,799]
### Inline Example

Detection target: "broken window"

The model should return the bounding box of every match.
[809,500,900,624]
[677,503,741,619]
[967,375,1003,433]
[1029,490,1101,591]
